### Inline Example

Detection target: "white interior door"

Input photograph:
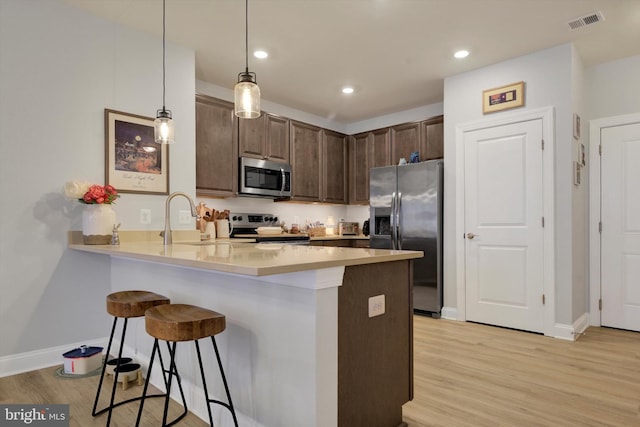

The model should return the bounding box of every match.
[601,122,640,331]
[464,119,544,333]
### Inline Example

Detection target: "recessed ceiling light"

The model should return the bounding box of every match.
[342,86,354,94]
[454,50,469,59]
[254,50,268,59]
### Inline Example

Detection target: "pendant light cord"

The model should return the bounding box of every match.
[245,0,249,74]
[162,0,167,111]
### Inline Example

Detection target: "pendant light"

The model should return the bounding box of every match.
[155,0,175,143]
[234,0,260,119]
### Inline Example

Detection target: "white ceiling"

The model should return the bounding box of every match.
[62,0,640,124]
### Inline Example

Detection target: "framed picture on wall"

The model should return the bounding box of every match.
[574,161,581,186]
[573,113,581,140]
[482,81,525,114]
[105,109,169,195]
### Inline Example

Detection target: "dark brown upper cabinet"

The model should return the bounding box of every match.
[195,95,238,197]
[238,113,290,164]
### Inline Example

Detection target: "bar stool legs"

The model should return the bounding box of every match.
[136,337,238,427]
[138,303,238,427]
[195,337,239,427]
[92,316,185,426]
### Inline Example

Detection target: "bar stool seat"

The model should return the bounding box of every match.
[106,290,170,318]
[93,290,181,427]
[136,304,238,427]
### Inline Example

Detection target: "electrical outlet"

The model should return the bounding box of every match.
[178,210,191,224]
[368,294,385,318]
[140,209,151,224]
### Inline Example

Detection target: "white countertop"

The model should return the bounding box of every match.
[68,231,421,277]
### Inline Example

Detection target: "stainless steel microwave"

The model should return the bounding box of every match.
[239,157,292,198]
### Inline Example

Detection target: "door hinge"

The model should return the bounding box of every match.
[599,144,602,155]
[542,294,546,305]
[599,298,602,310]
[599,221,602,233]
[542,217,545,227]
[541,139,544,150]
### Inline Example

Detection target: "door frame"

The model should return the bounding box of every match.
[588,112,640,327]
[455,106,555,337]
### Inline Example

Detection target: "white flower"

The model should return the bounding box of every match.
[64,181,90,200]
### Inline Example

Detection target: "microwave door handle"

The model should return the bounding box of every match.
[280,168,285,194]
[397,192,402,250]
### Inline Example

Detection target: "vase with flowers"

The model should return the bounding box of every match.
[65,181,120,244]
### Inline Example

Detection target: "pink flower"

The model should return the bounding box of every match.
[66,181,120,204]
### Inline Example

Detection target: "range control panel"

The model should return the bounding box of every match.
[229,213,279,229]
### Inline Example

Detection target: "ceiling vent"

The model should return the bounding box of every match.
[567,11,605,30]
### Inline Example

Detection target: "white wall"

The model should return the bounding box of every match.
[0,0,195,365]
[443,44,578,325]
[571,45,588,320]
[585,54,640,121]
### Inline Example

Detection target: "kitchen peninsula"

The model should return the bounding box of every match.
[69,232,421,427]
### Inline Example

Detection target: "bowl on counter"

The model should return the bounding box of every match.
[256,227,283,235]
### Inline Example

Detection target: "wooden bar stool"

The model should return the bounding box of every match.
[92,290,186,427]
[136,304,239,427]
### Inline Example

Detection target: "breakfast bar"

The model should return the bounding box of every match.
[69,233,421,427]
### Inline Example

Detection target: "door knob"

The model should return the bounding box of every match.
[466,232,478,239]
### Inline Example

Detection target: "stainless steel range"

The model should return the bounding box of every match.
[230,212,310,244]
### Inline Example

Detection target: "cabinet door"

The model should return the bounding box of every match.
[349,133,370,204]
[322,130,348,204]
[420,116,444,160]
[352,239,370,248]
[371,128,391,167]
[290,120,322,201]
[195,95,237,197]
[391,122,420,165]
[238,114,266,159]
[265,114,290,163]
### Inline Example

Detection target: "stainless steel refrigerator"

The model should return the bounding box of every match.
[369,160,443,316]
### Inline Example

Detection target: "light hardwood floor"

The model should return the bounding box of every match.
[403,316,640,427]
[1,317,638,426]
[0,367,208,426]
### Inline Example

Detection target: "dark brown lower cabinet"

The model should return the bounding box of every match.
[339,261,413,427]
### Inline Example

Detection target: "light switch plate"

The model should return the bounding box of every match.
[368,294,385,318]
[140,209,151,224]
[178,210,191,224]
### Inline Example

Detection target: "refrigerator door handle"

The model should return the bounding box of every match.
[397,192,402,250]
[391,191,397,249]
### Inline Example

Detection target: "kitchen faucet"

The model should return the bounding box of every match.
[160,192,199,245]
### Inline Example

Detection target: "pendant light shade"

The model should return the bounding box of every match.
[234,0,260,119]
[154,108,175,144]
[155,0,174,143]
[235,72,261,119]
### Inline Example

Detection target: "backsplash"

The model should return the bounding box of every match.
[197,195,369,230]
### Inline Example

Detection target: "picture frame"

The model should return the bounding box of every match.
[574,161,581,186]
[105,109,169,195]
[482,81,525,114]
[573,113,581,139]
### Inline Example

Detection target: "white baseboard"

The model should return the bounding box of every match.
[440,306,458,320]
[552,313,590,341]
[0,337,107,378]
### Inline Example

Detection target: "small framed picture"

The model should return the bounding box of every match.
[482,81,525,114]
[573,113,581,140]
[574,161,581,186]
[105,109,170,195]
